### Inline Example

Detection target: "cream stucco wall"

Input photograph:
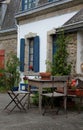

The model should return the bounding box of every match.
[77,31,83,74]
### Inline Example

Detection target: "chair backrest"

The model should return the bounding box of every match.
[56,86,64,93]
[76,78,83,89]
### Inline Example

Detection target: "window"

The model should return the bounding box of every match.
[22,0,36,11]
[20,36,40,72]
[24,0,28,10]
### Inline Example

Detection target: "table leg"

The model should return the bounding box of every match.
[13,93,27,110]
[39,86,42,113]
[78,97,83,113]
[8,93,22,112]
[4,92,29,113]
[63,82,67,114]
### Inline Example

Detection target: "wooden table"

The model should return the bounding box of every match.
[28,78,68,113]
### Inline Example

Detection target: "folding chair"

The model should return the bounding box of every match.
[4,85,30,113]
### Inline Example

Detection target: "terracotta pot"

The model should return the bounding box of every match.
[40,72,51,80]
[75,89,83,96]
[67,89,76,95]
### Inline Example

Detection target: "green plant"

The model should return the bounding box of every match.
[31,92,39,106]
[0,52,20,90]
[46,30,71,76]
[6,52,20,88]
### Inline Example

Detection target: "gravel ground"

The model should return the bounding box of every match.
[0,93,83,130]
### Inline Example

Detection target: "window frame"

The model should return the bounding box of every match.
[23,34,40,73]
[23,0,36,10]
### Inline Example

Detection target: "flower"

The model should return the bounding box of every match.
[71,79,76,86]
[67,79,77,90]
[70,79,77,90]
[29,65,33,70]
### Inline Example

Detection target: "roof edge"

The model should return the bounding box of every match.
[0,28,17,35]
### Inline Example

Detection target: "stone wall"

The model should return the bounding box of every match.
[67,33,77,75]
[0,33,17,67]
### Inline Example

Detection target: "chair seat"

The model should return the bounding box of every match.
[42,91,65,97]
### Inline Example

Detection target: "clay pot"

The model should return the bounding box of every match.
[40,72,51,80]
[67,89,76,95]
[75,89,83,96]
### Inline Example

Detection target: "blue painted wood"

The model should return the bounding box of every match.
[20,38,25,72]
[52,35,57,62]
[33,36,40,72]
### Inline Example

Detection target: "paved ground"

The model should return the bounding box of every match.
[0,93,83,130]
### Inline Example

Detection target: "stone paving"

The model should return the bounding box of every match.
[0,93,83,130]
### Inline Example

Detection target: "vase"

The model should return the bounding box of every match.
[24,80,28,84]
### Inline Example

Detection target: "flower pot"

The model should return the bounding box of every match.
[68,89,76,95]
[24,80,28,84]
[40,72,51,80]
[75,89,83,96]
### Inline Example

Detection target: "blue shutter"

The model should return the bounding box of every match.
[52,35,57,62]
[22,0,25,11]
[33,36,40,72]
[20,38,25,72]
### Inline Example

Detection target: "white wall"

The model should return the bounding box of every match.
[77,31,83,74]
[17,11,77,72]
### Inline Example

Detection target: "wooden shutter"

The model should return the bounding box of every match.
[0,50,5,69]
[20,38,25,72]
[52,35,57,62]
[33,36,40,72]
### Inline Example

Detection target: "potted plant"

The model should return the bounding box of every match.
[23,75,28,84]
[39,72,51,80]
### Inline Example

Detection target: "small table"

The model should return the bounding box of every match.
[4,91,30,113]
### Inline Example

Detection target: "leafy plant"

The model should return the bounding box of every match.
[6,52,20,88]
[0,52,20,90]
[46,30,71,76]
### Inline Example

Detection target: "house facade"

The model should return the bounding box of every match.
[0,0,20,68]
[15,0,83,77]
